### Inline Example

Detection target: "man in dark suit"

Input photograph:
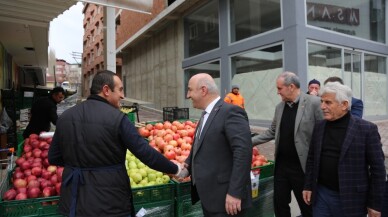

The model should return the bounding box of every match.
[183,73,252,216]
[324,76,364,118]
[252,72,323,217]
[303,82,386,217]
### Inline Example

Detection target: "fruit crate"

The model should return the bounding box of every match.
[134,199,174,217]
[174,194,203,217]
[251,160,275,180]
[0,171,63,217]
[163,107,189,122]
[172,179,191,199]
[245,176,274,217]
[132,181,175,205]
[121,105,138,123]
[16,140,24,157]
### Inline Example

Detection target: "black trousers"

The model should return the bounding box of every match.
[274,163,312,217]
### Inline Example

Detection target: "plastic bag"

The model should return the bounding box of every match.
[0,108,13,133]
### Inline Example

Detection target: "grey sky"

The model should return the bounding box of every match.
[49,2,84,64]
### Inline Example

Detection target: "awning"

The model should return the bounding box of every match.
[0,0,77,69]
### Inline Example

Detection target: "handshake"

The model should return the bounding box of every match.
[174,163,189,179]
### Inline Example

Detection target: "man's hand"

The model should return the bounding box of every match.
[225,194,241,215]
[174,163,189,179]
[368,208,381,217]
[309,90,318,96]
[302,190,312,205]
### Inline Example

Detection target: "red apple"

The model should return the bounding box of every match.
[27,179,40,188]
[15,192,28,200]
[13,178,27,189]
[50,174,58,186]
[31,167,42,177]
[16,187,27,194]
[13,171,25,180]
[47,165,57,174]
[164,149,176,160]
[138,127,150,137]
[15,157,26,167]
[3,189,17,200]
[29,134,39,140]
[20,161,31,170]
[27,187,41,198]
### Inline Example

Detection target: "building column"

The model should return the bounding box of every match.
[104,6,116,72]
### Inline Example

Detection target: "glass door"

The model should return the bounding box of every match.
[344,50,362,99]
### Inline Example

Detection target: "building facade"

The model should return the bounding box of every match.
[82,1,168,96]
[115,0,387,124]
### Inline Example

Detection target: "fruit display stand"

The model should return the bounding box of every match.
[132,181,175,217]
[0,171,63,217]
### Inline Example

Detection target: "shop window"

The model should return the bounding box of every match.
[184,0,219,57]
[231,44,283,121]
[364,54,387,116]
[307,43,342,84]
[306,0,386,43]
[230,0,281,42]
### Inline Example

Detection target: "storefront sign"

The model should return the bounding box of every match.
[307,2,360,26]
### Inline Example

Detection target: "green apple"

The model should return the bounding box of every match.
[131,173,142,183]
[137,162,146,169]
[155,177,163,185]
[156,171,163,178]
[162,175,170,183]
[138,169,147,178]
[128,161,138,169]
[140,178,148,185]
[148,173,156,182]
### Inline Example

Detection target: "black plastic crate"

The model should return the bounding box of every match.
[163,107,189,122]
[163,107,178,122]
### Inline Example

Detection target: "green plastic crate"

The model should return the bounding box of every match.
[172,179,191,199]
[127,112,136,123]
[245,176,274,217]
[251,160,275,179]
[132,181,175,205]
[0,170,63,217]
[174,194,203,217]
[134,199,174,217]
[16,140,24,157]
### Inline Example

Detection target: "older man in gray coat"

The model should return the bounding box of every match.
[252,72,323,217]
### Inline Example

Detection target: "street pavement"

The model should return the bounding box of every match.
[136,105,388,216]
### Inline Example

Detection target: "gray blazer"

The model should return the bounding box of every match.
[252,92,323,172]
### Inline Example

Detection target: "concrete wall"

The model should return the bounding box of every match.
[122,20,184,109]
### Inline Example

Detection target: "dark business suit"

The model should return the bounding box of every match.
[186,99,252,215]
[304,115,386,216]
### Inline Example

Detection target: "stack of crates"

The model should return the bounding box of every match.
[163,107,189,122]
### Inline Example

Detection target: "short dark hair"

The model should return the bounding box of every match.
[90,70,117,94]
[51,87,65,95]
[324,76,344,85]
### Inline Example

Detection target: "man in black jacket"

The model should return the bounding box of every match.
[23,87,65,138]
[48,70,187,217]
